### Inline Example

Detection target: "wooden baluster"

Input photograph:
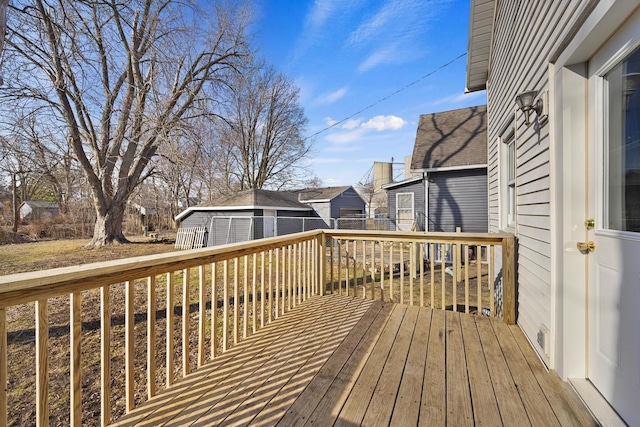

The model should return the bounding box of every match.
[260,253,265,328]
[223,261,229,351]
[243,255,248,339]
[465,246,470,314]
[361,240,366,298]
[319,236,326,297]
[337,241,342,295]
[305,241,310,298]
[0,308,6,427]
[441,245,446,311]
[293,244,299,305]
[281,247,286,314]
[420,243,425,307]
[477,245,482,316]
[380,242,385,301]
[389,243,393,302]
[211,263,218,358]
[409,242,414,306]
[490,246,495,318]
[330,239,335,294]
[275,248,280,318]
[288,245,292,309]
[147,276,157,398]
[198,265,206,367]
[101,285,111,425]
[125,280,135,411]
[70,292,82,426]
[399,242,405,305]
[182,269,190,376]
[36,299,49,427]
[253,253,257,334]
[370,241,375,300]
[234,258,239,344]
[453,244,457,312]
[312,239,317,296]
[430,243,435,308]
[268,250,273,323]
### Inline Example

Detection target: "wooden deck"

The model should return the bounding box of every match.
[111,294,595,426]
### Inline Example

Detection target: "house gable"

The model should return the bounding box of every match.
[410,105,488,171]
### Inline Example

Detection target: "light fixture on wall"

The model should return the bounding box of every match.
[515,90,544,126]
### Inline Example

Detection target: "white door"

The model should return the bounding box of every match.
[263,209,276,238]
[396,193,414,231]
[587,20,640,425]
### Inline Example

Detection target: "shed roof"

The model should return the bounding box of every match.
[410,105,487,171]
[197,188,310,210]
[293,186,353,203]
[175,188,312,221]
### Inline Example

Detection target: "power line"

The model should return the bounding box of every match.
[305,52,467,141]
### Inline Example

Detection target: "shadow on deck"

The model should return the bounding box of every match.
[111,294,595,426]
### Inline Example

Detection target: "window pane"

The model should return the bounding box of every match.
[605,45,640,232]
[397,193,412,209]
[508,140,515,182]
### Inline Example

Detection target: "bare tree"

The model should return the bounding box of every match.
[2,0,251,246]
[218,62,311,191]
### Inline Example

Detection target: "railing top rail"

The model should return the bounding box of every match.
[0,229,323,308]
[325,229,514,243]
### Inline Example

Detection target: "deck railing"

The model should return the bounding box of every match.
[0,229,514,426]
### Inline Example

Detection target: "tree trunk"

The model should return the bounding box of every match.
[86,203,129,247]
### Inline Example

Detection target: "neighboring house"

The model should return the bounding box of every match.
[467,1,640,424]
[19,201,60,221]
[176,187,365,246]
[384,106,488,233]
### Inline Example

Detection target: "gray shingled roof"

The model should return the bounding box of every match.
[199,188,311,210]
[410,105,487,170]
[293,186,351,202]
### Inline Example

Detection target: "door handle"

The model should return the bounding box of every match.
[576,241,595,252]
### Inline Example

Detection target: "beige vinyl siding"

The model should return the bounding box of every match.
[486,1,584,364]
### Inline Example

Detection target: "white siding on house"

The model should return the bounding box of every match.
[487,1,584,365]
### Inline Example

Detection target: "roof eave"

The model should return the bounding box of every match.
[465,0,495,93]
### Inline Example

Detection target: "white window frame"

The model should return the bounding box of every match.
[500,124,516,230]
[396,192,414,230]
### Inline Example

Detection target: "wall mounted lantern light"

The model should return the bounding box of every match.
[515,90,544,126]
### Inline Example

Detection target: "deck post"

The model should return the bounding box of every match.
[318,233,326,296]
[501,235,516,325]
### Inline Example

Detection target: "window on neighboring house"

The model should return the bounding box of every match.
[396,192,414,231]
[501,125,516,229]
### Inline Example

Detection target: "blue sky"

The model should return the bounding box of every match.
[252,0,486,187]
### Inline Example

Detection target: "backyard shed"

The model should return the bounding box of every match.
[175,186,365,247]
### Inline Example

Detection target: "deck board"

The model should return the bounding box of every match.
[112,294,596,426]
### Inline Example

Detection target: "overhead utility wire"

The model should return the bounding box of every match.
[304,52,468,141]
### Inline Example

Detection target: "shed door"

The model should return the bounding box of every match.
[263,209,276,238]
[587,18,640,425]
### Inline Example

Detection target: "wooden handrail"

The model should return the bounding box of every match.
[0,229,515,426]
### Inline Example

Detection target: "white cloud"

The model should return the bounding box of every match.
[324,117,338,126]
[314,87,348,105]
[341,119,362,129]
[361,115,408,131]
